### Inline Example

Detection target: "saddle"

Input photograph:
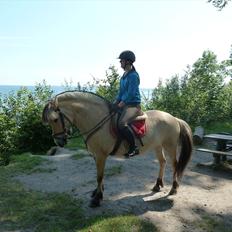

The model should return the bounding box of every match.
[109,112,147,156]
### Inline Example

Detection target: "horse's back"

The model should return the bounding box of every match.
[145,110,178,125]
[144,110,180,145]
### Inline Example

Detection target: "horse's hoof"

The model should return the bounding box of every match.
[152,185,160,192]
[89,198,100,208]
[124,154,130,159]
[91,189,97,198]
[169,188,177,195]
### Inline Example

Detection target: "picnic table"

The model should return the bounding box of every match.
[196,133,232,164]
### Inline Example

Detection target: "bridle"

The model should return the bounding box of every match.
[52,109,70,140]
[52,107,116,146]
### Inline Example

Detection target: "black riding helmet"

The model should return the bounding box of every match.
[118,50,136,63]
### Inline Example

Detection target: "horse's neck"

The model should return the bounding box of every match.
[58,93,109,133]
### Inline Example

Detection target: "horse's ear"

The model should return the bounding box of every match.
[50,97,58,109]
[42,103,49,124]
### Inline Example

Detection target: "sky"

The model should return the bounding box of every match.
[0,0,231,88]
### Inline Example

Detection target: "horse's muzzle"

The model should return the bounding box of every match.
[53,133,67,147]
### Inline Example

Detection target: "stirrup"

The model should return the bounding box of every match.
[124,147,139,158]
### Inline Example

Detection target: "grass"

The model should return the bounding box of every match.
[105,165,123,177]
[0,154,83,231]
[194,215,231,232]
[0,152,157,232]
[205,120,232,134]
[6,152,46,174]
[79,215,158,232]
[65,137,86,150]
[71,150,89,160]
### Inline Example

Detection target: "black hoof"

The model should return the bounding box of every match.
[124,154,130,159]
[169,188,177,195]
[152,185,160,192]
[91,187,104,198]
[89,198,101,208]
[91,189,97,198]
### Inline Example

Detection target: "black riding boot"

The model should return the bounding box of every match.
[121,127,139,158]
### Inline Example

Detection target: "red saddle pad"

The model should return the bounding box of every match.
[130,120,146,137]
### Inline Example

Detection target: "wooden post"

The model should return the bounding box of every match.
[193,126,204,145]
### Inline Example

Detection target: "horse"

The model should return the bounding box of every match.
[42,90,193,207]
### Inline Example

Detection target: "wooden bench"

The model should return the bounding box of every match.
[197,133,232,164]
[196,148,232,156]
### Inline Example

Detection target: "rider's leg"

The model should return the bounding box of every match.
[120,126,139,156]
[118,106,140,157]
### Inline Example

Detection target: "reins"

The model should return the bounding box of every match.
[59,109,116,146]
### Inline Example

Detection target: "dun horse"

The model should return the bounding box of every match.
[42,91,193,207]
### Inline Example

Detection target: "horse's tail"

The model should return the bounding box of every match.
[176,118,193,180]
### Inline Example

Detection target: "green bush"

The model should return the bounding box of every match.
[0,81,55,165]
[0,113,16,165]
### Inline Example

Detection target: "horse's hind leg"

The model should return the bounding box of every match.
[169,158,179,195]
[152,147,166,192]
[164,144,179,195]
[89,154,106,208]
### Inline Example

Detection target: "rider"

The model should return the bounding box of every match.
[114,50,142,157]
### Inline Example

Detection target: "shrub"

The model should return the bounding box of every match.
[0,113,16,165]
[0,81,55,165]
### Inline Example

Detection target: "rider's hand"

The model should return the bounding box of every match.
[118,101,125,108]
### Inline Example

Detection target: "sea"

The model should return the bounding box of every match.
[0,85,65,96]
[0,85,153,99]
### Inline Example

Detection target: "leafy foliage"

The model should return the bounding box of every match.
[0,113,16,165]
[150,75,183,118]
[62,78,95,92]
[150,50,232,126]
[94,65,120,102]
[0,81,55,165]
[208,0,231,10]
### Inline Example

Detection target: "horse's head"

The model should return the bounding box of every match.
[42,99,68,147]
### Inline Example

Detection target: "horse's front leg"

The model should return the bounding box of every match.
[89,154,106,208]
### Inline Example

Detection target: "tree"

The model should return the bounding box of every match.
[208,0,231,10]
[94,65,120,102]
[181,50,232,125]
[149,50,232,126]
[151,76,183,118]
[221,80,232,118]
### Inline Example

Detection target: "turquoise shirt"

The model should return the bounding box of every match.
[116,70,141,105]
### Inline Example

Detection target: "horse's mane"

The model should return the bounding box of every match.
[42,91,112,123]
[55,90,111,106]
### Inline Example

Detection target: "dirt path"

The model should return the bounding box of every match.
[15,148,232,232]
